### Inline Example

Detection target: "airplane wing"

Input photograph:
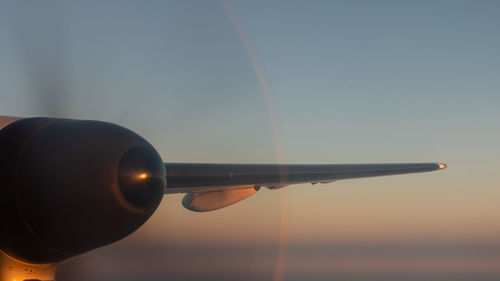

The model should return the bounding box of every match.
[164,162,447,211]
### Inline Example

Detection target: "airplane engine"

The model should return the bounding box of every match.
[0,118,166,264]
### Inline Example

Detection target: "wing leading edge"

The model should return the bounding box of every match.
[165,162,446,194]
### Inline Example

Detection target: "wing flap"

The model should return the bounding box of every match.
[182,187,259,212]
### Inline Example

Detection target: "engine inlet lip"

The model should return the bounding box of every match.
[117,145,166,212]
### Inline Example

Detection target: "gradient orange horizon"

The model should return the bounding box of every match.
[135,166,499,246]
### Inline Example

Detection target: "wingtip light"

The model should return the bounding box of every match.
[438,163,447,169]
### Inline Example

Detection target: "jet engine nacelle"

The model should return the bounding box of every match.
[0,117,166,264]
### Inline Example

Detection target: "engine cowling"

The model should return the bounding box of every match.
[0,118,166,263]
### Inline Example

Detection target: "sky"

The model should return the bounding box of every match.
[1,0,500,280]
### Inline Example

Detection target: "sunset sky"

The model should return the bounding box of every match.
[1,1,499,280]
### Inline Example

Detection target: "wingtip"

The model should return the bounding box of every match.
[437,163,447,169]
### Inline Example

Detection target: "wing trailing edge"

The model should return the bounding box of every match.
[166,162,446,212]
